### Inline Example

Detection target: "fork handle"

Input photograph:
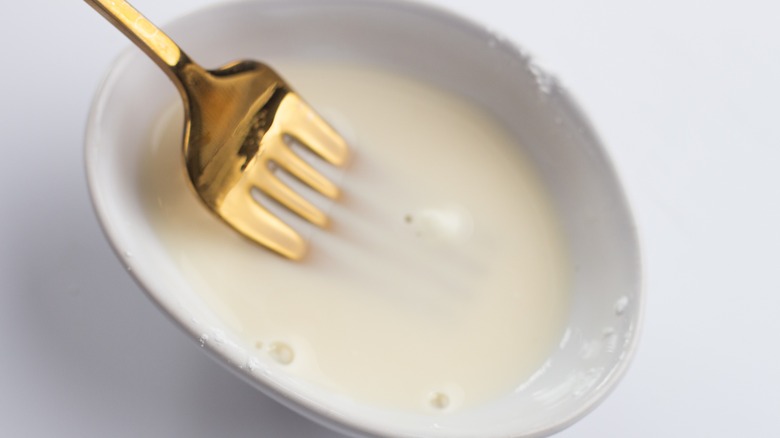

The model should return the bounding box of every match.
[85,0,191,79]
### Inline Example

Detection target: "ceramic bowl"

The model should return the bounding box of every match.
[85,1,642,436]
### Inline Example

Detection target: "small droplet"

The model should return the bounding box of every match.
[528,61,556,94]
[603,327,618,353]
[579,340,600,359]
[559,328,573,349]
[211,331,226,345]
[429,392,450,410]
[198,334,209,347]
[572,368,603,398]
[269,342,295,365]
[123,251,133,258]
[615,296,629,316]
[246,358,260,372]
[485,29,507,50]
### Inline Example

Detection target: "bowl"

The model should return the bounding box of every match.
[85,1,642,436]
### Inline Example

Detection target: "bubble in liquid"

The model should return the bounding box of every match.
[269,342,295,365]
[429,392,450,410]
[615,296,630,316]
[406,206,474,244]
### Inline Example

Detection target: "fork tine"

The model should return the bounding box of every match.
[280,93,349,166]
[219,184,306,260]
[273,147,340,199]
[254,171,329,227]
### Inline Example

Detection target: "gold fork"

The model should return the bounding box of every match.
[86,0,349,260]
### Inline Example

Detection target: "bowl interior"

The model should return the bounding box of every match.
[86,1,641,436]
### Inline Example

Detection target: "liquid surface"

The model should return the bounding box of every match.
[141,63,570,413]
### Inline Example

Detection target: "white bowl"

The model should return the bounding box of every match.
[85,1,642,436]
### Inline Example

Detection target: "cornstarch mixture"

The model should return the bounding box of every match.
[140,63,571,413]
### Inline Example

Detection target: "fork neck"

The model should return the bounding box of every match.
[85,0,203,96]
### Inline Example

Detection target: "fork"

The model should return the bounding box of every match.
[86,0,349,260]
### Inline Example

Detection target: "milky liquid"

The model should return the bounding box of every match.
[140,63,571,413]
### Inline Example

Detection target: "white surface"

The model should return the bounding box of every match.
[0,0,777,437]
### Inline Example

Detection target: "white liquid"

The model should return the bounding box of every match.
[141,63,570,413]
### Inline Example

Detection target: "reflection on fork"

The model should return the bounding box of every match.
[86,0,349,260]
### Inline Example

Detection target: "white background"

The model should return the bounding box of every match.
[2,0,779,436]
